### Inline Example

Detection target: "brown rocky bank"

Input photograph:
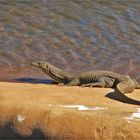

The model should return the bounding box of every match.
[0,82,140,139]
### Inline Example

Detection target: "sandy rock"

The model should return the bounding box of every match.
[0,82,140,139]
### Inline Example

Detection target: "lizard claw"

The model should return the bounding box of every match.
[90,84,93,87]
[58,83,65,86]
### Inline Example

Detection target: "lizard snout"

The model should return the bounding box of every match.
[31,62,39,67]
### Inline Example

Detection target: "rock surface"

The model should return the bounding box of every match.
[0,82,140,139]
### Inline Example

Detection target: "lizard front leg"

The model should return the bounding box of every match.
[66,78,80,86]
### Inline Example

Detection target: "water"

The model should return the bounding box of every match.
[0,1,140,82]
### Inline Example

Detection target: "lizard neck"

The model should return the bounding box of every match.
[42,64,73,83]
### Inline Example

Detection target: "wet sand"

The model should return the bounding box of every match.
[0,82,140,139]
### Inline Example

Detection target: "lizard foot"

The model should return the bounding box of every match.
[81,83,105,88]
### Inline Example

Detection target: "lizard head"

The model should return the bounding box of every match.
[31,61,51,72]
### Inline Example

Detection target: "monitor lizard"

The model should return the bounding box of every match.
[31,61,140,94]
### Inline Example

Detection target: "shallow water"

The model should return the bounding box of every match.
[0,1,140,81]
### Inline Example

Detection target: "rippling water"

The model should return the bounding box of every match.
[0,1,140,81]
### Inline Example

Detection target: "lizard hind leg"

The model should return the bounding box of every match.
[81,82,105,87]
[116,79,136,94]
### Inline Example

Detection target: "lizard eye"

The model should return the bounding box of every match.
[45,64,49,70]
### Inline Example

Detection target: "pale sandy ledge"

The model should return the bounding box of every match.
[0,82,140,139]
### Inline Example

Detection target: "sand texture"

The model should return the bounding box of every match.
[0,82,140,139]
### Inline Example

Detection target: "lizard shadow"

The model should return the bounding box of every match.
[14,78,57,84]
[105,89,140,105]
